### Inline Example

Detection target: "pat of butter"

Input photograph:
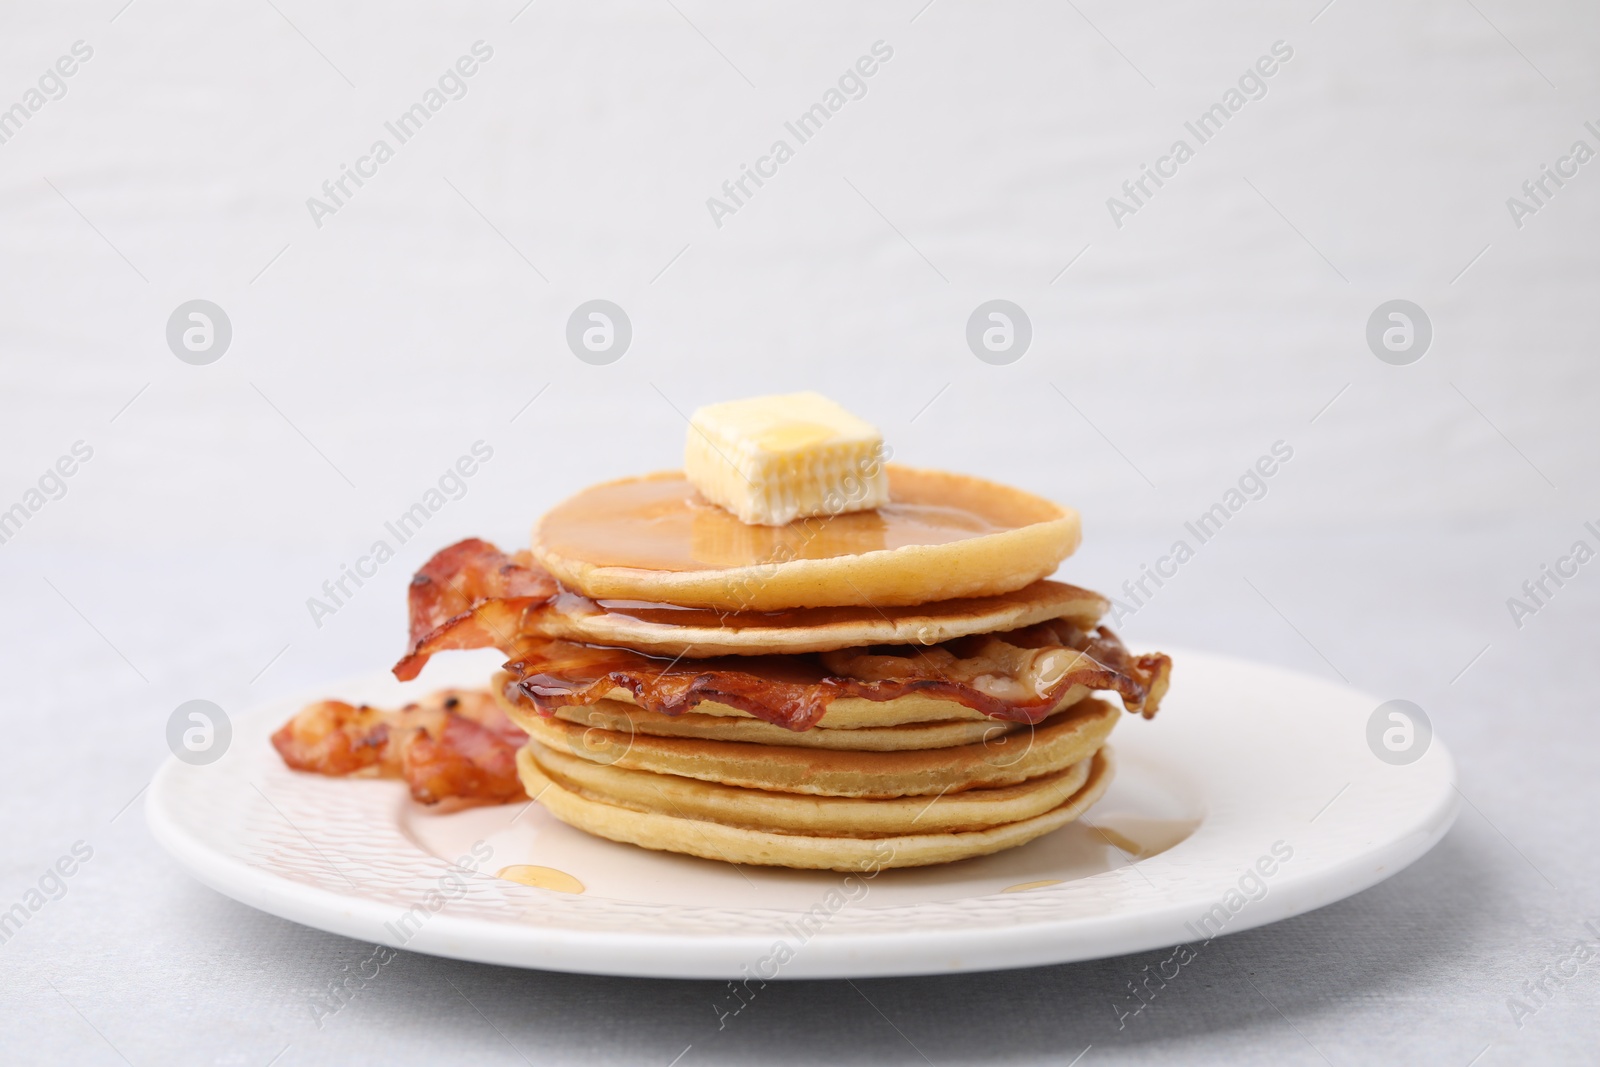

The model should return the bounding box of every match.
[685,392,889,526]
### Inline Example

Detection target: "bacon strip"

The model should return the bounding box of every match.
[280,541,1169,803]
[392,539,558,681]
[390,538,1171,732]
[502,626,1169,732]
[271,688,526,807]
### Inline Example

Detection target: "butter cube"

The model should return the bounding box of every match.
[685,392,890,526]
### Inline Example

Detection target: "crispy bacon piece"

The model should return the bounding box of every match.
[401,709,524,806]
[270,699,395,778]
[389,538,1171,733]
[278,540,1169,804]
[271,688,526,807]
[393,539,559,682]
[503,624,1169,732]
[822,622,1170,721]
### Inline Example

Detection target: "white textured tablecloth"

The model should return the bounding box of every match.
[2,1,1598,1064]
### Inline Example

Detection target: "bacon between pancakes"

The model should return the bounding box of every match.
[397,539,1169,731]
[275,539,1170,803]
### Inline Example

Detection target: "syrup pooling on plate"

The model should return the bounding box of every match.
[497,865,585,894]
[536,469,1030,572]
[1081,816,1201,860]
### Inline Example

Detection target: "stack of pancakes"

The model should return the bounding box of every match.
[396,466,1170,871]
[501,686,1123,872]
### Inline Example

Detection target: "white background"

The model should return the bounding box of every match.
[2,1,1598,1064]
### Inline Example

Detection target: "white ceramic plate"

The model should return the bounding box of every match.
[147,647,1457,979]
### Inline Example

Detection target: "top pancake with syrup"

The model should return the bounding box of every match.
[531,465,1081,612]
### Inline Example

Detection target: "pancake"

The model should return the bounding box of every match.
[495,670,1094,740]
[526,740,1096,835]
[506,697,1120,798]
[650,686,1100,730]
[531,465,1080,611]
[545,698,1024,751]
[559,686,1071,730]
[516,745,1115,871]
[681,692,996,728]
[541,685,1004,729]
[534,579,1108,657]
